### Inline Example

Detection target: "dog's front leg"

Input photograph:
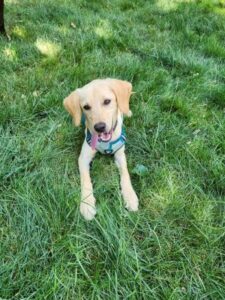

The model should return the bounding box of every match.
[78,141,97,220]
[115,147,139,211]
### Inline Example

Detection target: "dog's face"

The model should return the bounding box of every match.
[78,81,118,139]
[64,79,132,140]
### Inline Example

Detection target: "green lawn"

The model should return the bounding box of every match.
[1,0,225,298]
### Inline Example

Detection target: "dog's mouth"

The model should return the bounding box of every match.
[98,131,112,142]
[91,119,118,143]
[90,131,112,150]
[91,122,117,150]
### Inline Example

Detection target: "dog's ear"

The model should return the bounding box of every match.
[107,79,132,116]
[63,90,81,126]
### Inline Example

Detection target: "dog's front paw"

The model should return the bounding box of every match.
[123,188,139,212]
[80,199,96,221]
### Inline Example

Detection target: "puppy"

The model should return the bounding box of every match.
[63,78,139,220]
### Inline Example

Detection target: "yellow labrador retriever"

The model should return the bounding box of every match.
[63,78,139,220]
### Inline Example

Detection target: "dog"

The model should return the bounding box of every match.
[63,78,139,220]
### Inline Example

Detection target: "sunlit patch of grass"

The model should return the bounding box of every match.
[214,6,225,15]
[191,195,214,226]
[94,20,112,39]
[143,167,186,217]
[12,25,27,39]
[5,0,18,3]
[3,47,17,61]
[156,0,194,11]
[35,38,61,58]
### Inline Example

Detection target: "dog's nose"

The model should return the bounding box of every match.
[94,122,106,133]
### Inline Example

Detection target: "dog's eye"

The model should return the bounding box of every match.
[83,104,91,110]
[103,99,111,105]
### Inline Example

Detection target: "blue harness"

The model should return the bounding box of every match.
[82,115,126,155]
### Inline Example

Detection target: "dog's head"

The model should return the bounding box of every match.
[63,78,133,140]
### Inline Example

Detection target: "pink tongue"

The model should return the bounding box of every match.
[91,134,98,150]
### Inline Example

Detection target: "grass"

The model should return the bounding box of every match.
[0,0,225,298]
